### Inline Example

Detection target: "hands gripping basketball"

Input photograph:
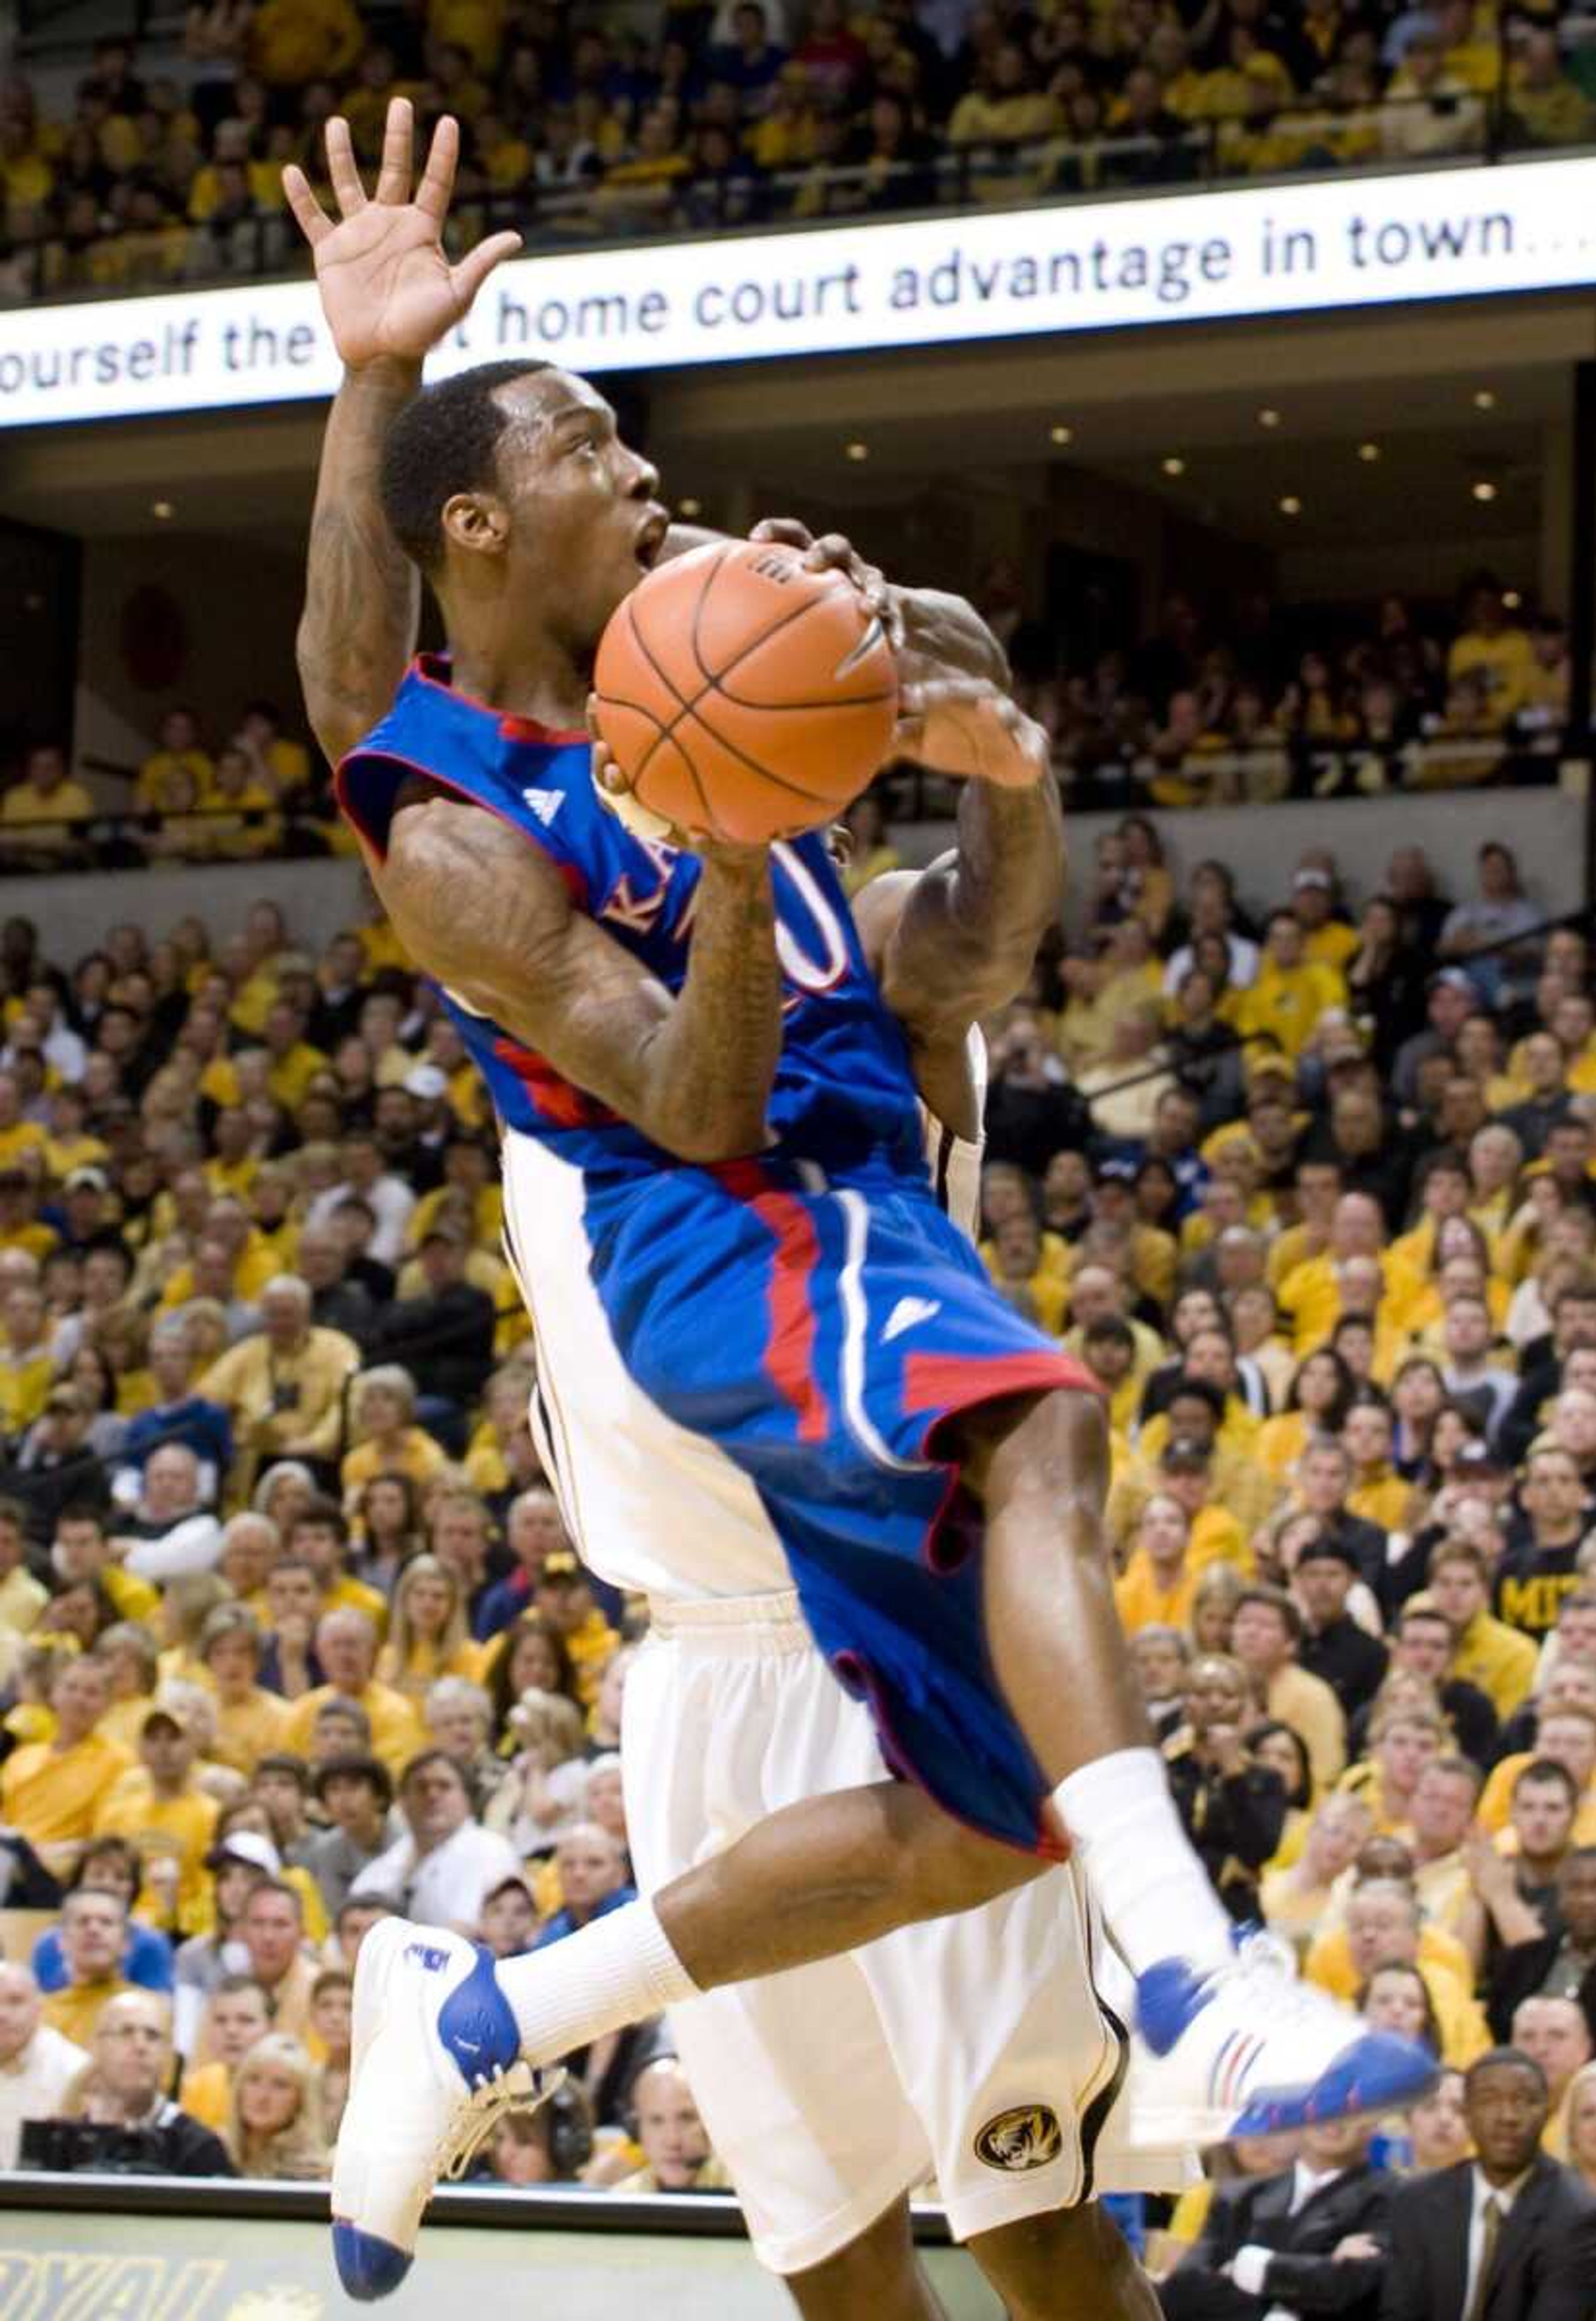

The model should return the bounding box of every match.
[283,98,520,369]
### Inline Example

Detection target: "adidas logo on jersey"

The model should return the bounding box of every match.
[522,787,564,827]
[884,1297,941,1344]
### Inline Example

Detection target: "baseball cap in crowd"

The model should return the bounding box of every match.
[421,1218,468,1248]
[139,1698,197,1737]
[1430,968,1475,996]
[1160,1436,1212,1472]
[1453,1442,1508,1478]
[1293,869,1332,892]
[64,1167,108,1194]
[539,1551,582,1584]
[1293,1537,1361,1573]
[204,1830,281,1876]
[404,1064,448,1103]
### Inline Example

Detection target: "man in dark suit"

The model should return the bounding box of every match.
[1159,2118,1387,2317]
[1380,2048,1596,2321]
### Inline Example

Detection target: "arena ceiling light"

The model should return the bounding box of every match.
[1471,480,1498,502]
[1256,407,1281,428]
[1049,423,1073,445]
[150,499,174,519]
[844,441,869,462]
[1160,455,1186,477]
[1278,495,1303,516]
[1504,588,1522,609]
[677,496,702,518]
[1357,441,1381,462]
[1473,389,1497,410]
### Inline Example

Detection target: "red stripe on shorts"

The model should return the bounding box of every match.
[903,1349,1103,1450]
[714,1162,830,1446]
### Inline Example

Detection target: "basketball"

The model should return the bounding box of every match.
[591,538,899,847]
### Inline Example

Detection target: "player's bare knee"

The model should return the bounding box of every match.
[788,2201,930,2319]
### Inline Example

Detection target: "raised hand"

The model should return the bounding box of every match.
[283,96,521,370]
[892,675,1050,790]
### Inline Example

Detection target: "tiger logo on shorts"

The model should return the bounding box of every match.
[973,2104,1064,2172]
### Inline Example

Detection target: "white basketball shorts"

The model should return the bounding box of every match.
[622,1590,1192,2277]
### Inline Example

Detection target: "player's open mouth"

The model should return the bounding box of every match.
[634,512,670,570]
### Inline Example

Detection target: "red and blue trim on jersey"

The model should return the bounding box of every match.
[337,657,1100,1856]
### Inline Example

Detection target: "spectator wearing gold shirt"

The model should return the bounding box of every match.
[280,1608,423,1780]
[198,1277,359,1495]
[40,1888,136,2047]
[0,1656,131,1876]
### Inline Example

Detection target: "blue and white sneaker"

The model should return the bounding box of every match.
[331,1917,564,2301]
[1130,1933,1437,2147]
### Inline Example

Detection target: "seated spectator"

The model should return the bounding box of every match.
[29,1837,172,1996]
[91,1696,218,1936]
[1114,1494,1201,1634]
[1161,1652,1288,1922]
[279,1607,423,1778]
[530,1552,619,1709]
[611,2056,730,2195]
[349,1748,518,1933]
[0,1963,85,2168]
[309,1968,351,2136]
[340,1365,448,1509]
[423,1675,505,1806]
[1380,2048,1596,2319]
[40,1886,134,2045]
[483,2080,594,2185]
[107,1444,222,1581]
[474,1485,570,1642]
[1157,2117,1386,2320]
[0,1654,129,1876]
[171,1826,278,2057]
[197,1275,360,1494]
[1260,1791,1374,1948]
[479,1873,540,1964]
[1307,1874,1489,2067]
[537,1822,635,1948]
[1361,1959,1445,2058]
[111,1316,231,1499]
[1569,2060,1596,2199]
[485,1688,589,1857]
[1294,1533,1389,1718]
[1488,1847,1596,2047]
[177,1972,272,2130]
[1229,1584,1347,1790]
[1512,1994,1594,2159]
[284,1497,386,1631]
[304,1751,394,1917]
[1428,1541,1540,1723]
[372,1221,495,1423]
[374,1553,484,1703]
[0,746,93,857]
[1404,1755,1488,1938]
[229,1878,317,2053]
[226,2031,327,2180]
[197,1605,291,1777]
[35,1989,232,2177]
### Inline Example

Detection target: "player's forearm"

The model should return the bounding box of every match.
[945,768,1065,993]
[635,849,782,1162]
[297,359,422,765]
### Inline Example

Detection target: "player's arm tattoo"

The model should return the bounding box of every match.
[377,791,782,1164]
[296,359,422,767]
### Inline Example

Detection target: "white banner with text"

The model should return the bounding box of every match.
[2,154,1595,430]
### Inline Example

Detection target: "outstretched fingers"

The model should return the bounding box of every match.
[281,164,331,246]
[372,96,415,204]
[415,113,462,223]
[450,229,523,306]
[324,116,367,217]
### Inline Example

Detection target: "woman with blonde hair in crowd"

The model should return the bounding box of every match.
[1259,1790,1373,1949]
[1566,2060,1596,2197]
[1190,1558,1245,1655]
[95,1620,161,1752]
[251,1460,315,1533]
[340,1365,448,1510]
[226,2033,328,2180]
[486,1687,590,1856]
[374,1555,483,1703]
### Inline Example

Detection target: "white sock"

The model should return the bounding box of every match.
[494,1899,700,2066]
[1053,1748,1234,1979]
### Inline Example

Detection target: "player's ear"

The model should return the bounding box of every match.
[440,490,510,560]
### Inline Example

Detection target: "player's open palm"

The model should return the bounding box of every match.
[283,96,520,369]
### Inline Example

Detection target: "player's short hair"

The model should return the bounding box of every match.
[381,359,554,574]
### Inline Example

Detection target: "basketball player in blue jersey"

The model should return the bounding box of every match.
[286,103,1433,2309]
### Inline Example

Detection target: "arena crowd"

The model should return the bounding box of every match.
[2,0,1595,296]
[0,777,1587,2304]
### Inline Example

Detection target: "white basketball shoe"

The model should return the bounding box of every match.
[1132,1931,1438,2147]
[331,1917,564,2301]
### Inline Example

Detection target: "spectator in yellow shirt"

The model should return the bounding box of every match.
[340,1366,450,1511]
[0,1280,57,1440]
[198,1277,359,1491]
[375,1554,486,1705]
[1114,1493,1201,1634]
[1447,578,1536,723]
[0,744,93,854]
[1307,1878,1488,2068]
[1288,866,1360,972]
[0,1072,50,1174]
[1230,1583,1347,1790]
[135,706,213,813]
[0,1656,130,1876]
[93,1699,219,1937]
[249,0,361,86]
[281,1608,424,1779]
[1428,1543,1540,1720]
[531,1553,618,1711]
[195,1604,290,1777]
[236,702,310,797]
[1237,910,1347,1062]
